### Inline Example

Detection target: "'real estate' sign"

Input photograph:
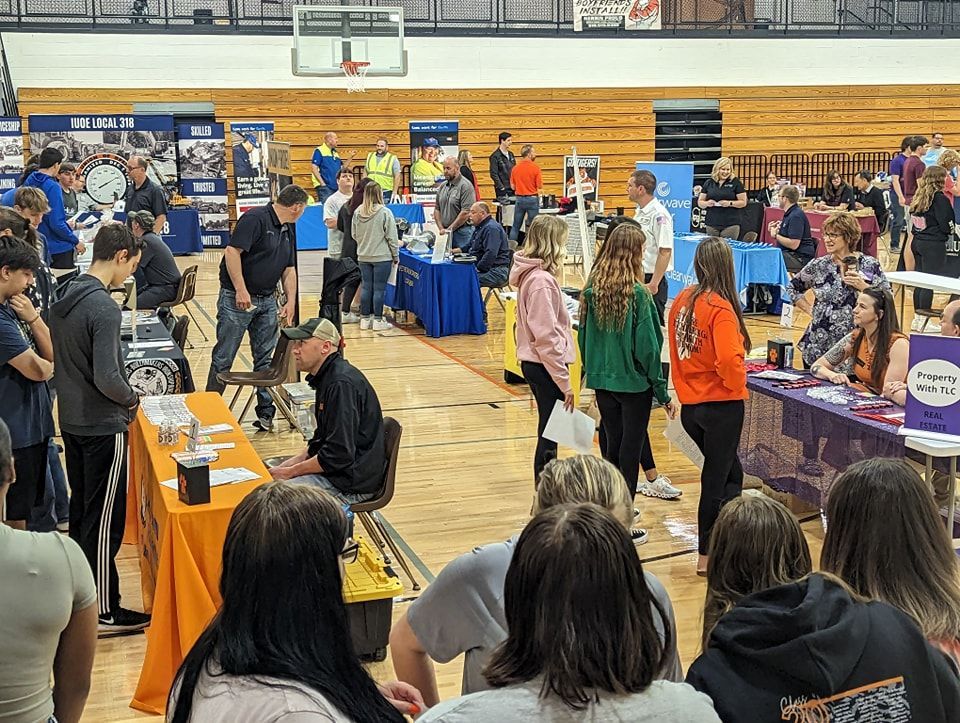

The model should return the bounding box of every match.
[901,335,960,443]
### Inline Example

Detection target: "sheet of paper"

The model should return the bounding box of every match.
[387,263,398,286]
[431,233,448,264]
[160,466,261,490]
[140,395,192,426]
[197,443,236,451]
[128,340,175,349]
[663,417,704,469]
[752,370,803,381]
[193,423,234,435]
[780,302,795,328]
[542,400,596,455]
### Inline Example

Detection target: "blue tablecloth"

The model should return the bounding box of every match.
[666,233,790,302]
[114,208,203,255]
[385,248,486,337]
[296,203,427,251]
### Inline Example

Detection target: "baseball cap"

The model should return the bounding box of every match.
[281,317,341,345]
[422,137,440,148]
[243,133,259,148]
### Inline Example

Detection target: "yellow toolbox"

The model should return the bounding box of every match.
[343,536,403,661]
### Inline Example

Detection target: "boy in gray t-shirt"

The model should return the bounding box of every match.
[394,535,682,701]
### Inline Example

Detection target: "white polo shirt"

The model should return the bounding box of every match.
[634,197,674,276]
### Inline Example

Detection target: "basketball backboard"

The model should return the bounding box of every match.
[292,5,407,77]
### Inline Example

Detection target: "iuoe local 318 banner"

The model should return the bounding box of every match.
[177,122,229,248]
[409,120,458,203]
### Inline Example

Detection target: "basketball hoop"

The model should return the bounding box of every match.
[340,61,370,93]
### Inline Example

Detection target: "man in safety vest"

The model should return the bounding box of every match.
[364,138,402,204]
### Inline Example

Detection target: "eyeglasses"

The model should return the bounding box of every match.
[340,541,360,564]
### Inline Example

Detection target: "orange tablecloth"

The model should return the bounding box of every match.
[126,392,269,714]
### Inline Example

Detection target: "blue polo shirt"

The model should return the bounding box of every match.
[780,204,816,262]
[0,303,54,449]
[312,143,342,189]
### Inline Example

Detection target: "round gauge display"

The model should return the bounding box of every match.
[77,154,129,205]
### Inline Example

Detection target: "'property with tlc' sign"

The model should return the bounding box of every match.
[901,335,960,442]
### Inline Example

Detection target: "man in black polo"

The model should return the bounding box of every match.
[123,156,167,233]
[205,184,308,431]
[268,317,386,504]
[488,131,516,200]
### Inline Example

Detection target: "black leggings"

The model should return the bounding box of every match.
[681,400,745,555]
[521,361,565,483]
[595,388,654,498]
[913,238,948,311]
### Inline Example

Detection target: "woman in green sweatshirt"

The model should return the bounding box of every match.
[580,223,677,544]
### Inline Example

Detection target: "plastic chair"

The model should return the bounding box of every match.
[217,334,302,433]
[742,231,759,243]
[162,265,207,343]
[351,417,420,590]
[171,314,190,351]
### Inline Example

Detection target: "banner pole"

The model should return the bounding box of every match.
[570,146,593,280]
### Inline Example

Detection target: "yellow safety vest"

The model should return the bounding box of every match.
[365,152,398,191]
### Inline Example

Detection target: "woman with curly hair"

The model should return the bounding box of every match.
[579,223,678,545]
[669,237,750,574]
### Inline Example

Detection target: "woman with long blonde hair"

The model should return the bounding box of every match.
[697,157,747,239]
[669,237,750,574]
[457,149,481,201]
[905,165,955,325]
[580,224,677,545]
[509,215,575,481]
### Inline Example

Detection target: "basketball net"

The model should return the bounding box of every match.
[341,61,370,93]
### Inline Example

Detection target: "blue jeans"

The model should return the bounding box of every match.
[478,265,510,288]
[451,225,474,253]
[888,191,904,249]
[510,195,540,241]
[288,473,374,505]
[205,288,279,421]
[315,185,333,204]
[360,261,393,319]
[28,439,70,532]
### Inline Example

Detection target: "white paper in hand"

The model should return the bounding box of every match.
[543,400,596,455]
[387,263,398,286]
[663,417,704,469]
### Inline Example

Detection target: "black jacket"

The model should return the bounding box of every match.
[50,274,139,436]
[822,183,856,210]
[465,216,510,273]
[488,148,516,198]
[307,352,386,495]
[855,185,889,231]
[912,191,955,247]
[686,574,960,723]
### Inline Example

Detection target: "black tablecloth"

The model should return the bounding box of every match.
[121,313,195,396]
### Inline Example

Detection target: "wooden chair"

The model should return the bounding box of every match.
[351,417,420,590]
[217,334,302,433]
[171,314,190,351]
[162,265,207,343]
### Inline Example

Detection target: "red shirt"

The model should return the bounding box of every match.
[902,156,925,204]
[510,159,542,196]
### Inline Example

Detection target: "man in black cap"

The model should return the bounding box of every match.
[488,132,516,200]
[267,317,386,504]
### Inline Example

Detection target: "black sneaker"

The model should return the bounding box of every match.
[631,528,648,545]
[252,417,274,432]
[98,607,150,638]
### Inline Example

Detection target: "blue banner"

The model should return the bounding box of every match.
[0,117,23,192]
[178,122,228,247]
[28,114,174,132]
[230,121,274,217]
[634,161,694,235]
[409,120,459,202]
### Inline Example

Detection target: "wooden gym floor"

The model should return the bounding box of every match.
[84,238,912,721]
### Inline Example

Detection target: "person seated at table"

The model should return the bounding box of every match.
[455,202,511,292]
[167,481,422,722]
[127,210,181,309]
[788,211,889,369]
[852,170,888,230]
[810,287,909,405]
[267,318,386,504]
[390,455,684,708]
[687,501,960,722]
[814,170,855,211]
[906,165,956,330]
[767,185,816,272]
[755,170,780,207]
[821,458,960,671]
[698,157,747,239]
[417,502,716,722]
[0,417,98,723]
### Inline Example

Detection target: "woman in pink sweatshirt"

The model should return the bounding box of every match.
[510,215,577,482]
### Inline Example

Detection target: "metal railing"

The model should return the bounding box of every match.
[0,0,958,35]
[732,151,897,195]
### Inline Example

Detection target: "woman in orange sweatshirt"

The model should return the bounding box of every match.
[668,237,751,575]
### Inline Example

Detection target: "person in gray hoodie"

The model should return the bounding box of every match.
[351,182,398,332]
[49,223,150,637]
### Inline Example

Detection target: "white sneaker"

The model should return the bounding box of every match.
[359,317,373,330]
[630,528,648,545]
[342,311,361,324]
[639,474,682,500]
[372,318,392,331]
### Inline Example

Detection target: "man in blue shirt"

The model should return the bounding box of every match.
[21,148,82,270]
[0,236,55,529]
[768,185,815,272]
[457,202,511,288]
[312,132,355,204]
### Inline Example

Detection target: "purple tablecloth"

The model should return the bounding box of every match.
[740,375,905,509]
